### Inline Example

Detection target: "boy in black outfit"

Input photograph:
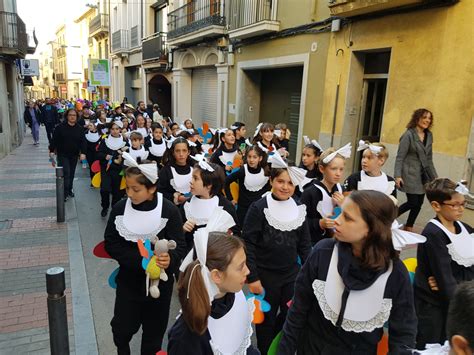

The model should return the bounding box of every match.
[414,178,474,349]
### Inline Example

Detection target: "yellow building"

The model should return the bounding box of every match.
[226,0,332,159]
[318,0,474,183]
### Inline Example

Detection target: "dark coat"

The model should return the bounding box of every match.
[23,107,42,126]
[394,128,437,194]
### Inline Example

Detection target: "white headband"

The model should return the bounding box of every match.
[245,138,253,147]
[303,136,323,151]
[112,119,124,129]
[230,124,238,130]
[268,153,307,187]
[122,152,158,184]
[322,143,352,164]
[179,208,236,303]
[191,154,214,172]
[274,129,282,137]
[455,182,473,198]
[391,220,426,251]
[253,123,263,138]
[357,140,383,155]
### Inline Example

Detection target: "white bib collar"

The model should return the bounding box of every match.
[136,127,149,137]
[105,135,126,151]
[429,219,474,267]
[243,164,269,192]
[358,171,395,196]
[170,166,193,194]
[314,183,342,218]
[257,141,276,154]
[85,131,100,143]
[312,244,393,333]
[184,196,220,225]
[263,194,306,231]
[219,150,238,166]
[129,146,149,162]
[149,139,167,157]
[208,291,253,355]
[114,193,168,242]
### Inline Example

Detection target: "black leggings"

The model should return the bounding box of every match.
[398,193,424,227]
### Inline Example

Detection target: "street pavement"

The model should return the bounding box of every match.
[2,127,474,354]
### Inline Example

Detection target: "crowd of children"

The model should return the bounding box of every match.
[69,106,474,355]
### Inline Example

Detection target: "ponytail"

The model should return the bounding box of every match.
[177,232,245,335]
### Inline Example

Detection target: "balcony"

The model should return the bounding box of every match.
[55,73,65,82]
[142,32,168,62]
[89,14,109,39]
[327,0,451,17]
[130,25,139,48]
[111,29,130,55]
[227,0,279,40]
[0,11,28,58]
[167,0,225,46]
[56,47,66,58]
[26,30,37,54]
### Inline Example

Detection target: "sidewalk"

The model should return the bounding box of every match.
[0,129,97,354]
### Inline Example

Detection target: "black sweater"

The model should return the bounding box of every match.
[104,194,186,296]
[414,219,474,308]
[210,145,239,168]
[241,195,311,283]
[144,137,166,166]
[49,122,87,157]
[300,180,342,245]
[278,239,417,355]
[223,166,270,208]
[157,163,192,202]
[167,292,260,355]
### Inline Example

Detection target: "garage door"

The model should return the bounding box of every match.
[191,67,218,129]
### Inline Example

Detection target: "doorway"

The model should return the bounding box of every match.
[148,74,171,117]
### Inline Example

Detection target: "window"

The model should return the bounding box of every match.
[154,8,163,33]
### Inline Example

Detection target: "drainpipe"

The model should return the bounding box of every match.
[330,74,340,146]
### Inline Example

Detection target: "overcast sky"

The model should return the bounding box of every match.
[17,0,90,56]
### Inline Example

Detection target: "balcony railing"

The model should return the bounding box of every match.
[112,29,130,54]
[56,47,66,57]
[327,0,448,17]
[142,32,167,62]
[89,14,109,37]
[0,11,28,57]
[55,73,65,82]
[130,25,139,47]
[227,0,276,30]
[168,0,225,39]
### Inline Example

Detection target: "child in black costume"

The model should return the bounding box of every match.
[104,153,186,355]
[278,190,418,354]
[144,123,167,167]
[414,178,474,349]
[242,153,311,354]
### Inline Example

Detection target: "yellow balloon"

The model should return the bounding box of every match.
[120,176,127,190]
[92,172,101,188]
[403,258,418,273]
[146,256,161,279]
[230,182,239,202]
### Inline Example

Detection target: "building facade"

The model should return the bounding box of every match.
[0,0,36,156]
[318,0,474,183]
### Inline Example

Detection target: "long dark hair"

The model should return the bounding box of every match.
[348,190,398,270]
[178,233,245,335]
[406,108,433,130]
[161,137,191,166]
[251,122,280,148]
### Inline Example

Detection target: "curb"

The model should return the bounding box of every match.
[66,199,99,354]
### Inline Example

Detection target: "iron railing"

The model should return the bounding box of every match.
[227,0,276,30]
[142,32,167,61]
[111,29,130,53]
[89,14,109,37]
[56,73,65,82]
[0,11,28,57]
[168,0,225,39]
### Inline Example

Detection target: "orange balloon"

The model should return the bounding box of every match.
[253,299,264,324]
[377,333,389,355]
[202,122,209,135]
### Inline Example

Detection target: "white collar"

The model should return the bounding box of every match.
[314,183,342,218]
[85,131,100,143]
[105,135,126,150]
[184,196,220,225]
[263,194,306,231]
[243,164,268,192]
[114,193,168,242]
[358,171,395,196]
[429,219,474,267]
[170,166,193,194]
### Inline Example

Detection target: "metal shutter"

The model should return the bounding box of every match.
[191,67,218,128]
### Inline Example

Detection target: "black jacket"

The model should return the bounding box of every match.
[278,239,417,355]
[104,194,186,296]
[49,122,87,157]
[40,104,59,125]
[24,107,42,126]
[241,195,311,283]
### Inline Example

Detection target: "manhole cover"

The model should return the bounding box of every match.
[0,220,12,230]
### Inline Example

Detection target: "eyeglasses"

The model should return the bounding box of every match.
[441,201,467,210]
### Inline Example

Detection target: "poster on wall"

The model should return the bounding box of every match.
[20,59,40,76]
[88,59,111,87]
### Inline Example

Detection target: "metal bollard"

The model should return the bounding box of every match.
[56,167,65,223]
[46,267,70,355]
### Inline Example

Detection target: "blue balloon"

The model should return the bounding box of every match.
[108,267,120,289]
